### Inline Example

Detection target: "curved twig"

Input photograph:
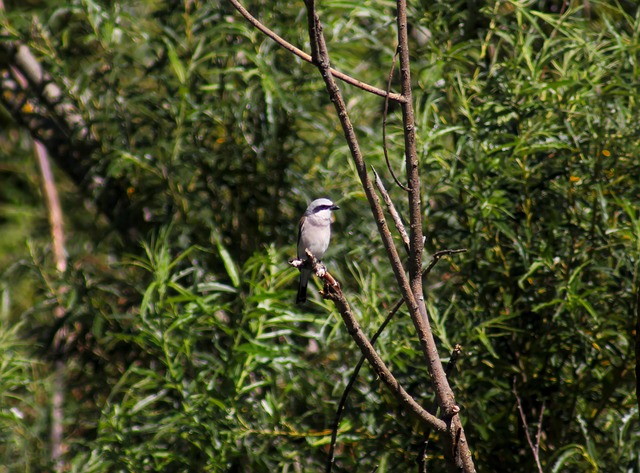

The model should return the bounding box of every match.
[382,49,409,191]
[423,249,468,276]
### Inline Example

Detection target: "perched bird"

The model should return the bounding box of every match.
[296,198,339,304]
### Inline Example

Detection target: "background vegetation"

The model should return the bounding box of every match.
[1,0,639,471]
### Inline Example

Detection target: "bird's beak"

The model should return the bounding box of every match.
[331,205,340,211]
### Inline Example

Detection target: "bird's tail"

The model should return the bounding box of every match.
[296,269,310,304]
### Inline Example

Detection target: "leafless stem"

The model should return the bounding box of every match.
[395,1,474,469]
[423,249,468,277]
[36,141,67,273]
[512,378,544,473]
[228,0,406,103]
[373,166,410,254]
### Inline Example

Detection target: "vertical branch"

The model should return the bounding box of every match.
[35,140,68,472]
[395,0,460,421]
[36,140,67,273]
[396,0,424,288]
[394,2,476,471]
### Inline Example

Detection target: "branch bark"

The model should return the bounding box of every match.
[395,1,475,470]
[323,284,446,433]
[303,2,475,471]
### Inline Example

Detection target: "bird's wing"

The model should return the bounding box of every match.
[297,216,305,258]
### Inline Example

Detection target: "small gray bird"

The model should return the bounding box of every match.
[296,198,340,304]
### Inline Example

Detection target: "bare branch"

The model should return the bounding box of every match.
[34,140,68,473]
[322,284,446,432]
[228,0,406,103]
[372,166,410,254]
[327,250,466,473]
[35,141,67,273]
[396,0,423,286]
[289,249,339,288]
[423,249,468,277]
[395,1,475,469]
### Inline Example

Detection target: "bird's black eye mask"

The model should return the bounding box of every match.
[315,205,340,212]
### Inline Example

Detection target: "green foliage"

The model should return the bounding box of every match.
[1,0,640,471]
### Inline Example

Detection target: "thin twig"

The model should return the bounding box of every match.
[423,249,467,277]
[228,0,406,103]
[512,378,544,473]
[372,166,410,254]
[382,50,408,191]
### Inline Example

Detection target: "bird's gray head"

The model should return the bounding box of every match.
[304,198,340,219]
